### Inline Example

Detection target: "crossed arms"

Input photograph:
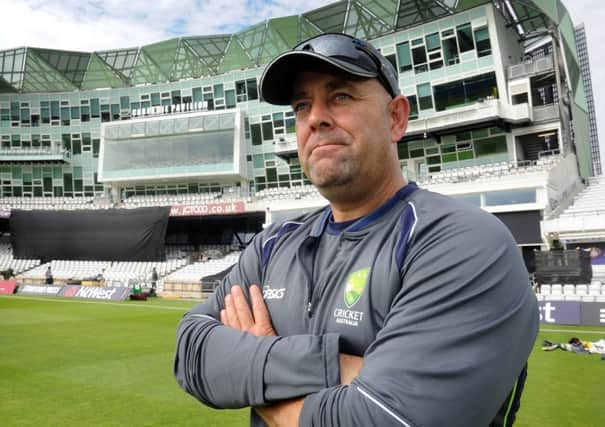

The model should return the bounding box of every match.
[174,210,538,426]
[220,284,362,426]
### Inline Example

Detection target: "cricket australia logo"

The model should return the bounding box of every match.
[344,267,370,308]
[333,267,370,327]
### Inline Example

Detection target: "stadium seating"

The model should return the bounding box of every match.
[164,252,240,284]
[121,192,223,208]
[254,184,325,201]
[558,175,605,218]
[0,243,40,275]
[538,281,605,302]
[422,155,561,186]
[20,260,112,282]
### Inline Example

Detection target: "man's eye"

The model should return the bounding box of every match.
[293,102,310,113]
[334,93,352,101]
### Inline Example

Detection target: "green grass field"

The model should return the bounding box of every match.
[1,295,603,426]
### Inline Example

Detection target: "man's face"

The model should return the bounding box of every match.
[291,71,402,200]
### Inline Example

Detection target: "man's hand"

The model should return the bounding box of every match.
[255,398,304,427]
[220,284,277,336]
[254,354,362,427]
[339,353,363,384]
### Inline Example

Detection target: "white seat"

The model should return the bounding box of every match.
[575,285,588,296]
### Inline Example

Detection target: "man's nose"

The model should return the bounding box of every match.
[307,100,333,130]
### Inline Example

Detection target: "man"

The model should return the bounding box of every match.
[45,266,53,285]
[543,337,605,358]
[174,33,538,426]
[150,267,158,297]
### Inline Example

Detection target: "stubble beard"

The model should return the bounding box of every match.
[306,157,360,196]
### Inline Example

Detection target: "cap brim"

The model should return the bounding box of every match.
[259,50,378,105]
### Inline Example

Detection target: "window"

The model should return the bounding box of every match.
[385,54,397,71]
[262,121,274,141]
[433,72,497,111]
[72,139,81,155]
[474,28,491,57]
[225,90,236,108]
[484,190,536,206]
[41,102,50,124]
[192,87,203,103]
[111,104,120,120]
[50,101,60,120]
[407,95,418,120]
[425,33,440,52]
[396,42,412,73]
[213,84,224,99]
[410,148,424,158]
[285,113,295,133]
[457,23,474,53]
[451,194,481,207]
[412,44,428,74]
[246,78,258,100]
[61,107,70,126]
[417,83,433,110]
[474,135,507,156]
[171,90,181,105]
[236,80,247,102]
[90,98,100,118]
[251,123,262,146]
[120,96,129,110]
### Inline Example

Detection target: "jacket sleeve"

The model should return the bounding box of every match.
[299,205,539,427]
[173,228,341,409]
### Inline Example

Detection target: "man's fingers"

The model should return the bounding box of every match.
[220,309,228,326]
[251,285,277,336]
[231,285,255,329]
[250,285,270,323]
[224,293,241,330]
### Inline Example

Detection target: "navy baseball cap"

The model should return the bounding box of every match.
[259,33,400,105]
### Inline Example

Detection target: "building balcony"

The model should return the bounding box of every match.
[508,56,554,79]
[406,100,531,138]
[273,135,298,160]
[0,146,71,163]
[532,104,559,123]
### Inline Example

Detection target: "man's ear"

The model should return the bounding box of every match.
[389,95,410,143]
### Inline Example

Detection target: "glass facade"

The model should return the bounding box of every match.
[0,1,592,200]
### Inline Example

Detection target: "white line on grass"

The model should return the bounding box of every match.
[0,295,193,311]
[541,328,605,335]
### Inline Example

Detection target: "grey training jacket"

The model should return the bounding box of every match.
[174,184,539,426]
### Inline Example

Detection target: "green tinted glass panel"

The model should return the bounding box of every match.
[396,42,412,73]
[457,150,474,160]
[426,33,440,51]
[442,153,457,162]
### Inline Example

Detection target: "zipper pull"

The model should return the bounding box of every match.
[307,301,313,317]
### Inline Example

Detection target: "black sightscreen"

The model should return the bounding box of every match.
[10,207,170,261]
[493,211,541,245]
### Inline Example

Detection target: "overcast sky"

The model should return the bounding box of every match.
[1,0,603,167]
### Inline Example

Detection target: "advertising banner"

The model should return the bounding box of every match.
[0,280,17,295]
[17,284,62,296]
[58,285,130,301]
[580,302,605,326]
[538,301,581,325]
[170,202,245,217]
